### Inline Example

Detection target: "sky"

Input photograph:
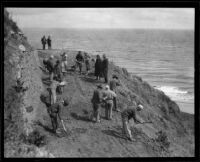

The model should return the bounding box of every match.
[6,8,194,30]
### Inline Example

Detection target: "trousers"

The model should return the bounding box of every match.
[105,100,113,120]
[93,103,100,121]
[50,114,58,133]
[121,115,132,139]
[50,88,56,104]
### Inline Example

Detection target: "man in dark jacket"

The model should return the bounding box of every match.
[102,54,109,83]
[47,35,52,49]
[41,35,46,50]
[75,51,84,74]
[46,98,69,134]
[109,75,121,112]
[121,104,144,141]
[91,84,103,123]
[95,55,102,80]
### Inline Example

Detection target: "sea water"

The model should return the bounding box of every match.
[23,28,194,114]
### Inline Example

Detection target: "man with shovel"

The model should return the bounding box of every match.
[47,98,69,135]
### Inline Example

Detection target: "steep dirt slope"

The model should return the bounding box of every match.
[35,49,194,157]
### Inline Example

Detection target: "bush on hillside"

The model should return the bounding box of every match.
[4,9,20,38]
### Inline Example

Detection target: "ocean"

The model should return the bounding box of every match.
[23,28,194,114]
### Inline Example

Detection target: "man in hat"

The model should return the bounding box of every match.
[54,60,63,82]
[102,54,109,83]
[61,52,68,74]
[121,104,144,141]
[84,52,91,75]
[75,51,84,74]
[109,74,121,112]
[91,84,103,123]
[46,98,69,134]
[102,85,116,120]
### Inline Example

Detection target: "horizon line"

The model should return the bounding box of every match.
[22,27,194,30]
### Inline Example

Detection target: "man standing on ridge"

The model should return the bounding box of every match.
[47,35,52,50]
[91,84,103,123]
[121,104,144,141]
[102,85,116,120]
[102,54,109,83]
[109,74,121,112]
[41,35,46,50]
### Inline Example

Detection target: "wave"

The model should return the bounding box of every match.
[154,86,194,103]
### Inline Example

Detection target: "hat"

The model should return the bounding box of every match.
[137,104,144,110]
[97,84,103,89]
[105,85,110,90]
[112,74,118,79]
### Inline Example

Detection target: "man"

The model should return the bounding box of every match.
[47,35,52,50]
[47,98,69,134]
[109,75,121,112]
[102,54,109,83]
[102,85,116,120]
[121,104,144,141]
[46,55,56,81]
[48,80,61,104]
[41,35,46,50]
[61,52,68,74]
[91,84,103,123]
[54,60,63,82]
[75,51,84,74]
[84,52,91,75]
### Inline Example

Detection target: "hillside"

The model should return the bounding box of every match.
[4,10,194,157]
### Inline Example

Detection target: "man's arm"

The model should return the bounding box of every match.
[133,112,143,124]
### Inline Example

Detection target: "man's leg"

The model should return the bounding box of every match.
[125,122,133,140]
[51,116,57,133]
[108,102,113,120]
[96,104,100,122]
[113,97,117,111]
[52,89,57,104]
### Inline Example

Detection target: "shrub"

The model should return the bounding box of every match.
[21,130,47,147]
[155,130,170,151]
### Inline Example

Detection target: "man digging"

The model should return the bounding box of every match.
[121,104,144,141]
[47,98,69,135]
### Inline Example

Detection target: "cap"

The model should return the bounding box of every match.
[137,104,144,110]
[112,74,118,79]
[105,85,110,90]
[97,84,103,89]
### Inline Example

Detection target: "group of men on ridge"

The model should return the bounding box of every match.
[42,50,145,141]
[41,35,52,50]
